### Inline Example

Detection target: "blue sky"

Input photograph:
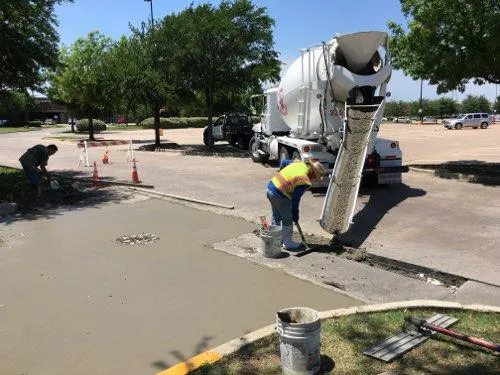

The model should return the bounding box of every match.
[54,0,497,102]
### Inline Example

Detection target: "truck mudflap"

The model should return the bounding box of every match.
[319,101,383,235]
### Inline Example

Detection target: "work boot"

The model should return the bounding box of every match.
[282,225,302,251]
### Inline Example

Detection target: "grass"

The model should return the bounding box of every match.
[0,165,35,202]
[106,124,143,131]
[0,127,40,134]
[0,165,73,204]
[193,308,500,375]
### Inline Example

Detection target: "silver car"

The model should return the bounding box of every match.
[443,113,491,130]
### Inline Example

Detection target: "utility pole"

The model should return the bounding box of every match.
[418,78,423,122]
[144,0,154,26]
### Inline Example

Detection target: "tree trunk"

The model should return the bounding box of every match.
[154,110,161,147]
[88,117,95,141]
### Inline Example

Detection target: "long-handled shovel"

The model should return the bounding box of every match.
[293,221,315,257]
[405,316,500,352]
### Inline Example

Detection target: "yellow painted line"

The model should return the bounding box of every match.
[157,351,222,375]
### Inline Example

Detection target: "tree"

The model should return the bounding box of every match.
[0,91,34,122]
[106,28,178,146]
[388,0,500,94]
[494,95,500,113]
[461,95,491,113]
[48,31,114,140]
[158,0,281,143]
[0,0,72,91]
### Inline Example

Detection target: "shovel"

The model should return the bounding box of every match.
[293,221,315,257]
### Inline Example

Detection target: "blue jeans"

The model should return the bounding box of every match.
[266,189,293,226]
[21,163,41,187]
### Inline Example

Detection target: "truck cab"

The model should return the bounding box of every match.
[203,113,254,149]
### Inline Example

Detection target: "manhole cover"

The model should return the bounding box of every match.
[116,233,160,245]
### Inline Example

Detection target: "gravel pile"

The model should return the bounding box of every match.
[321,107,374,234]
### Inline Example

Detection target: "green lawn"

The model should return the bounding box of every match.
[0,127,40,134]
[106,124,144,131]
[0,165,33,202]
[194,308,500,375]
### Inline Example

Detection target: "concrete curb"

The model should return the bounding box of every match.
[156,300,500,375]
[409,166,500,185]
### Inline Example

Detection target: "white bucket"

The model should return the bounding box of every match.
[276,307,321,375]
[260,225,282,258]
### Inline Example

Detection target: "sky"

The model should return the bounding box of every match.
[54,0,498,103]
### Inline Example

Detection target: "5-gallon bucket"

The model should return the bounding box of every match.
[260,225,282,258]
[276,307,321,375]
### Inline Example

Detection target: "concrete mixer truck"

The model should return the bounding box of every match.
[248,31,408,235]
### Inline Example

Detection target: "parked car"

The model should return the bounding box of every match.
[395,116,411,123]
[44,118,56,125]
[0,119,7,126]
[443,113,491,130]
[203,113,254,148]
[422,116,438,124]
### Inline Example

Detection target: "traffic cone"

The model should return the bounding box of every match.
[92,161,100,187]
[102,148,109,164]
[131,158,140,183]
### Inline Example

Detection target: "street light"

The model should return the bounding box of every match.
[144,0,154,26]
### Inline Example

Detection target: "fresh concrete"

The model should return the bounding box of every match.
[0,198,358,375]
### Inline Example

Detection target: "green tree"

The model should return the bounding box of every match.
[436,97,459,117]
[0,0,72,91]
[494,95,500,113]
[388,0,500,93]
[158,0,281,144]
[48,31,114,140]
[0,91,35,122]
[106,28,179,146]
[461,95,491,113]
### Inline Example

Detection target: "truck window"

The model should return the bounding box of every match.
[473,114,481,118]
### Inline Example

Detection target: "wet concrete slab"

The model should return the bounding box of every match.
[0,198,359,375]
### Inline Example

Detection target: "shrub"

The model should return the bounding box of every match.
[76,119,107,133]
[140,117,208,129]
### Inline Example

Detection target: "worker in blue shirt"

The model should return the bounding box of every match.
[267,158,325,250]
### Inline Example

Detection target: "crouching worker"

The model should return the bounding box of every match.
[19,144,58,197]
[266,158,325,250]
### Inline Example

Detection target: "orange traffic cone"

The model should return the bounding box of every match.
[131,158,140,183]
[102,148,109,164]
[92,161,100,187]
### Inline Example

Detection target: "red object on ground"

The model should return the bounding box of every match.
[92,161,100,187]
[131,159,140,183]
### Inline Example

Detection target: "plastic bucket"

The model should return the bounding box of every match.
[276,307,321,375]
[260,225,282,258]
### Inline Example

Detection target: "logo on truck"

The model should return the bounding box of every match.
[277,87,288,115]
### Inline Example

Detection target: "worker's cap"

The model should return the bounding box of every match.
[307,159,326,181]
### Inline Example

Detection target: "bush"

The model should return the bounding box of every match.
[76,119,107,133]
[140,117,208,129]
[1,120,43,128]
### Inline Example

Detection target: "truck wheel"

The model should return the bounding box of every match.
[203,129,214,147]
[454,123,462,130]
[279,146,290,164]
[480,122,488,129]
[249,136,268,163]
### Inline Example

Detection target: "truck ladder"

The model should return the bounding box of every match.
[319,100,384,234]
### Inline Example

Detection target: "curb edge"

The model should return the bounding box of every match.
[157,300,500,375]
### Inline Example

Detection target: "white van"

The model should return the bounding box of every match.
[443,113,491,129]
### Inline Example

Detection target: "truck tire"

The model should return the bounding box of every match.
[249,136,268,163]
[454,123,462,130]
[203,128,214,147]
[480,122,488,129]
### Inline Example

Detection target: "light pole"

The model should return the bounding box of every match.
[418,78,423,122]
[144,0,154,26]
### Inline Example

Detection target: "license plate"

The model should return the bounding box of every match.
[378,173,401,184]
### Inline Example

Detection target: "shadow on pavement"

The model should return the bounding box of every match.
[311,182,426,248]
[1,168,134,225]
[411,160,500,186]
[138,142,249,158]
